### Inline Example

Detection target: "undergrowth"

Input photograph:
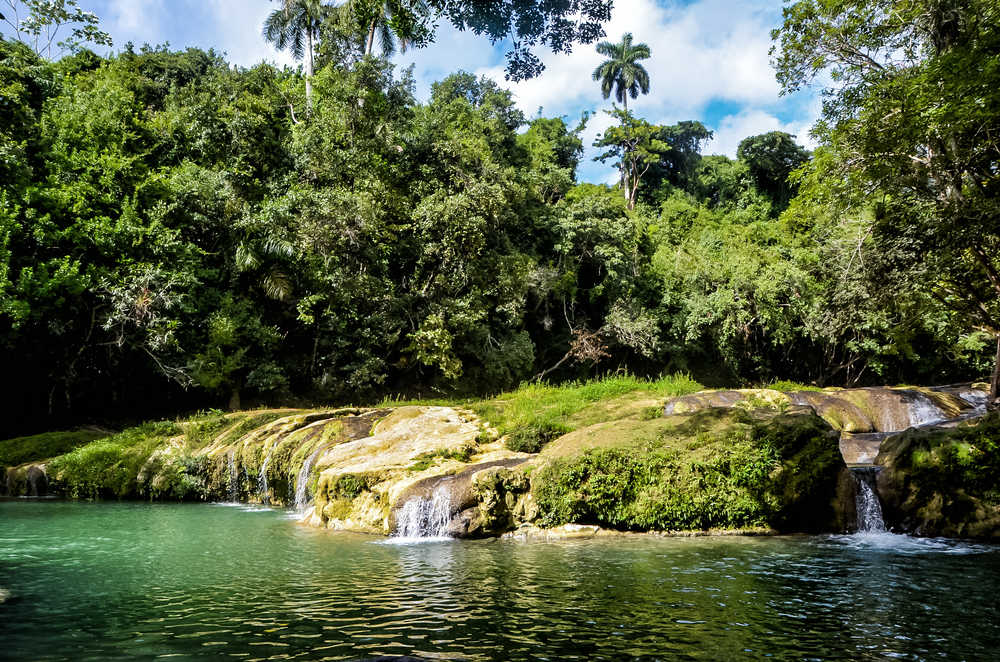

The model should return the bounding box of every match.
[0,428,109,468]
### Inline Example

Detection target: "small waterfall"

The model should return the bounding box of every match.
[227,451,240,502]
[294,447,324,511]
[906,394,946,429]
[258,452,271,505]
[852,467,887,533]
[393,486,453,539]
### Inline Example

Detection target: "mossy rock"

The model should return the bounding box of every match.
[875,414,1000,539]
[531,407,845,534]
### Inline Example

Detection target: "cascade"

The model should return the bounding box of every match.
[294,447,324,511]
[227,451,239,502]
[258,452,271,505]
[906,394,947,429]
[392,486,453,539]
[851,467,887,533]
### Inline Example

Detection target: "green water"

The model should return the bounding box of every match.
[2,501,999,661]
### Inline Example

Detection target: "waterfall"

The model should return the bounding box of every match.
[852,467,887,533]
[906,394,946,429]
[228,451,239,502]
[294,446,324,511]
[258,452,271,505]
[392,486,453,539]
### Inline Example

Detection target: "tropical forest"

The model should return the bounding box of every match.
[2,0,1000,660]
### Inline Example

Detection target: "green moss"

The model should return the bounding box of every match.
[767,380,823,392]
[217,412,286,447]
[532,409,841,533]
[0,428,109,468]
[407,444,475,471]
[183,414,230,450]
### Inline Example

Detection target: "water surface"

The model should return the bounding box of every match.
[2,500,999,660]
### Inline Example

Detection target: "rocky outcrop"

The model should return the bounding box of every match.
[665,385,984,434]
[303,406,531,535]
[873,414,1000,539]
[4,463,49,497]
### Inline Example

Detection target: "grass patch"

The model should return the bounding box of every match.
[766,380,823,392]
[0,428,110,468]
[470,373,703,452]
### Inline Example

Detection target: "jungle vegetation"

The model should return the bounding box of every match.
[0,0,996,434]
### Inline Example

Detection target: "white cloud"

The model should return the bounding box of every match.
[204,0,295,68]
[473,0,782,118]
[705,107,819,158]
[100,0,293,67]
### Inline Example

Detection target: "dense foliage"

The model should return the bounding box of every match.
[1,0,994,432]
[532,408,843,532]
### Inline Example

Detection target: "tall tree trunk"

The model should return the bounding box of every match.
[621,94,630,206]
[990,334,1000,407]
[305,26,314,113]
[366,19,376,55]
[229,387,242,412]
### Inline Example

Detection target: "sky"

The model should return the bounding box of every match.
[3,0,821,184]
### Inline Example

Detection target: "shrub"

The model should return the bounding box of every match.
[0,428,110,468]
[505,422,569,453]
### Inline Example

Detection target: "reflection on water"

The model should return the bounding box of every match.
[1,501,999,661]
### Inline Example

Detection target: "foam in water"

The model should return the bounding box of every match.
[258,452,271,505]
[391,486,453,542]
[852,467,886,533]
[294,447,324,512]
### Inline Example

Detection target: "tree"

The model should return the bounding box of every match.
[593,110,668,210]
[592,32,651,117]
[1,0,111,59]
[642,120,714,202]
[592,33,652,208]
[773,0,1000,403]
[736,131,810,213]
[316,1,614,80]
[263,0,326,112]
[425,1,613,80]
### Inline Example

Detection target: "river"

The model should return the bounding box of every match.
[1,500,999,660]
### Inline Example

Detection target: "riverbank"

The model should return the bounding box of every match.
[3,376,997,540]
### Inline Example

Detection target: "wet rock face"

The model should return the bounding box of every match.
[307,406,530,535]
[3,464,48,497]
[387,459,530,539]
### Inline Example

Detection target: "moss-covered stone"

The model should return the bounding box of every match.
[530,408,845,533]
[875,414,1000,539]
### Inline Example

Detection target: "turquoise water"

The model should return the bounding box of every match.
[2,501,999,661]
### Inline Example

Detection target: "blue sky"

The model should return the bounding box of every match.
[4,0,820,184]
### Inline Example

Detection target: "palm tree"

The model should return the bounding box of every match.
[593,33,651,206]
[263,0,327,112]
[336,0,425,57]
[592,33,651,118]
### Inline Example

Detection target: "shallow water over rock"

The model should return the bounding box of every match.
[2,501,999,660]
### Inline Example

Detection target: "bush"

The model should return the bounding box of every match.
[505,422,569,453]
[48,421,181,499]
[532,409,841,532]
[0,428,109,468]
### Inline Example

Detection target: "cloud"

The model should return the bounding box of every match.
[98,0,293,67]
[706,108,818,158]
[472,0,783,118]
